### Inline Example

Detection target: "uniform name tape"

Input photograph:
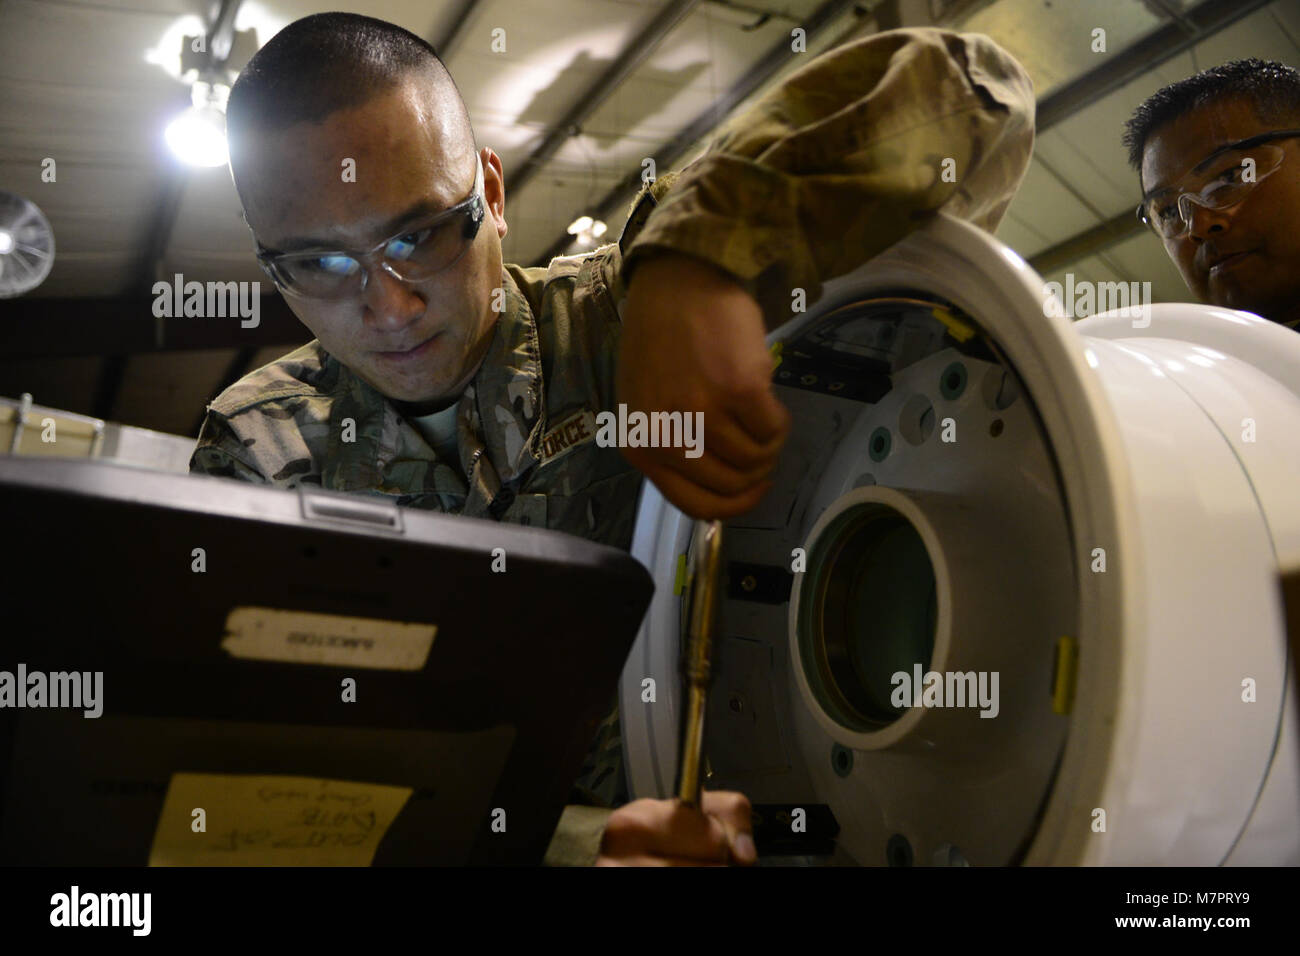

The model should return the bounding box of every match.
[539,408,597,464]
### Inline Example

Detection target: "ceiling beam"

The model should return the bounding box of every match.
[430,0,484,62]
[191,344,260,436]
[531,0,866,267]
[0,295,310,359]
[1036,0,1274,132]
[508,0,702,202]
[90,355,129,421]
[133,164,187,298]
[1027,209,1146,276]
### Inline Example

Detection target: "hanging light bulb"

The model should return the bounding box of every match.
[567,215,594,236]
[566,215,609,245]
[165,79,230,168]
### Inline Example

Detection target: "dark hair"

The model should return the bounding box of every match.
[226,12,473,150]
[1122,58,1300,170]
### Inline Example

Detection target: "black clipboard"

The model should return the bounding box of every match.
[0,456,652,865]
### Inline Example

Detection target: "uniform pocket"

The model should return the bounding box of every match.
[500,491,547,528]
[542,468,643,550]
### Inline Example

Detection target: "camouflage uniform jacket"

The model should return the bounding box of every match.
[190,27,1036,865]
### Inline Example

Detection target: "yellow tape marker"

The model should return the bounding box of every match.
[674,552,688,596]
[931,306,976,343]
[770,341,784,370]
[1052,635,1078,715]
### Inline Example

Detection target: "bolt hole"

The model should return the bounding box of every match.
[939,362,967,399]
[886,833,913,867]
[868,427,891,462]
[989,418,1004,437]
[933,843,970,866]
[831,743,853,777]
[981,367,1020,411]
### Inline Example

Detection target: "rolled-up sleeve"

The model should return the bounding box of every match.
[623,27,1035,328]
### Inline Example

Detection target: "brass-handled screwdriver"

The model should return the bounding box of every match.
[677,518,723,808]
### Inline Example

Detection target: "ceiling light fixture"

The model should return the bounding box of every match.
[566,215,608,246]
[164,79,230,168]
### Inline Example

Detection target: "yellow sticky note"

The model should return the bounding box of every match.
[148,773,413,866]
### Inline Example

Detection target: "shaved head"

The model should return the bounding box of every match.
[226,12,475,202]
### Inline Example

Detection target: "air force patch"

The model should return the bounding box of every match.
[539,408,598,464]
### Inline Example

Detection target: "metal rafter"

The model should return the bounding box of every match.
[429,0,483,62]
[508,0,702,201]
[191,344,260,436]
[531,0,866,267]
[1027,209,1145,277]
[1036,0,1273,132]
[2,295,309,359]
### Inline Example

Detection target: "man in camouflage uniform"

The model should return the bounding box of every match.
[191,12,1034,864]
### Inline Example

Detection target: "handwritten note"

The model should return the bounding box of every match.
[148,773,413,866]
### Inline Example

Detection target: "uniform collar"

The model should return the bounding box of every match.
[322,268,545,517]
[457,268,544,515]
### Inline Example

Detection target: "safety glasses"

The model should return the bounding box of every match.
[256,153,485,299]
